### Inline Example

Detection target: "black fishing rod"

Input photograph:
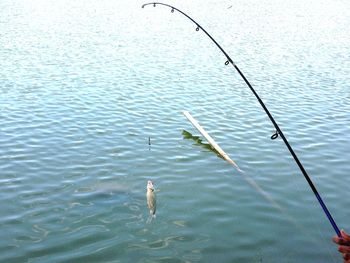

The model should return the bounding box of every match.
[142,2,341,237]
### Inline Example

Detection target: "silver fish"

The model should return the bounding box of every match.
[146,180,156,217]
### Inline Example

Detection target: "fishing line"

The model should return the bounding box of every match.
[283,167,338,262]
[142,2,341,237]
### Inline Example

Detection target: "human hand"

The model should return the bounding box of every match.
[333,230,350,262]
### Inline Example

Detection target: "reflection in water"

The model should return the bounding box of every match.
[182,130,222,159]
[183,130,301,230]
[183,130,281,207]
[127,234,206,261]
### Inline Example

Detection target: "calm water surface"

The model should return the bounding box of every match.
[1,0,349,262]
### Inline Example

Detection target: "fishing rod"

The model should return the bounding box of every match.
[141,2,341,237]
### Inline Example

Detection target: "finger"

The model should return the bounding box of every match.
[339,246,350,254]
[334,236,342,244]
[344,253,350,260]
[342,230,350,242]
[334,237,350,245]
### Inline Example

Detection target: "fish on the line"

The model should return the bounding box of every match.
[146,180,156,217]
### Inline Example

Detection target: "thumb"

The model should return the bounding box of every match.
[341,230,350,242]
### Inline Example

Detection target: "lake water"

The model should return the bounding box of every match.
[1,0,349,262]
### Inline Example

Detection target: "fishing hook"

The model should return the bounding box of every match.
[142,2,341,237]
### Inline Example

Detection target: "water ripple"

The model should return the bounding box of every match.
[0,0,349,262]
